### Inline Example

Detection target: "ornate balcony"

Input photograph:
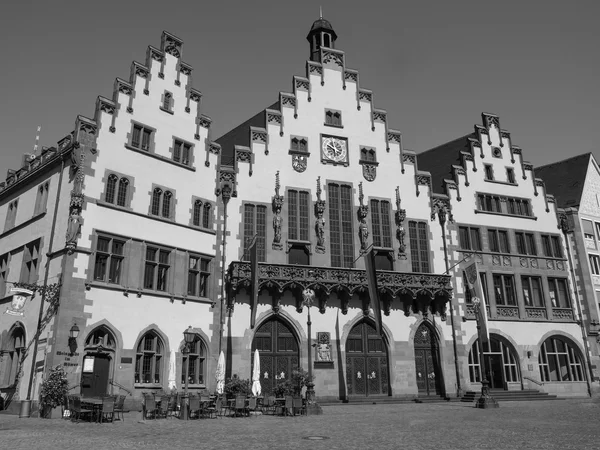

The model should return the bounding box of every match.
[226,261,453,317]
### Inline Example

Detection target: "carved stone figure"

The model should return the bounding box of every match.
[315,216,325,248]
[273,212,282,247]
[272,171,284,250]
[317,343,331,362]
[65,209,82,250]
[358,216,369,253]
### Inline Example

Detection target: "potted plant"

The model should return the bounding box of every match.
[273,367,314,397]
[39,365,69,419]
[223,375,251,399]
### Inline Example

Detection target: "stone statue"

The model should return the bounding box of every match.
[66,209,82,245]
[358,217,369,253]
[317,343,331,362]
[315,216,325,248]
[273,212,282,247]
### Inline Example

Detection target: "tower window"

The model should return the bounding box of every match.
[325,110,342,127]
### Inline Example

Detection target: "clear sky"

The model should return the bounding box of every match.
[1,0,599,174]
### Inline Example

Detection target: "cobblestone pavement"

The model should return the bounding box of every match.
[1,400,599,450]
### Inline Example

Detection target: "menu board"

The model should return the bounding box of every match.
[83,356,95,373]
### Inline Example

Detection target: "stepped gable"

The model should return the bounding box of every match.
[535,153,592,209]
[215,45,403,170]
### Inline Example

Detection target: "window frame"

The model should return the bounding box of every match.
[143,245,172,292]
[506,167,516,184]
[149,185,175,220]
[492,273,517,306]
[290,136,308,153]
[0,253,9,298]
[589,254,600,276]
[324,109,342,127]
[483,164,494,181]
[548,277,571,308]
[130,122,154,152]
[93,235,126,285]
[488,228,510,253]
[182,338,207,386]
[328,183,354,268]
[161,91,173,113]
[521,275,544,307]
[459,226,482,251]
[172,138,193,167]
[408,220,430,273]
[515,231,537,256]
[20,239,41,284]
[134,332,164,385]
[34,182,50,215]
[243,203,268,263]
[187,254,211,298]
[4,199,19,231]
[539,336,585,382]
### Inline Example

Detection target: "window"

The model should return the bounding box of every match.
[162,91,173,111]
[202,203,211,229]
[20,240,40,284]
[328,184,354,268]
[371,200,392,249]
[288,245,310,265]
[515,232,536,255]
[144,247,170,291]
[288,190,310,241]
[484,164,494,181]
[595,222,600,241]
[325,110,342,127]
[506,198,531,217]
[290,137,307,152]
[590,255,600,275]
[193,200,202,227]
[522,276,543,307]
[93,236,125,284]
[488,229,510,253]
[0,253,8,298]
[85,327,116,349]
[539,336,585,382]
[243,204,267,262]
[173,139,192,166]
[548,278,570,308]
[4,200,18,231]
[477,194,501,213]
[131,124,152,151]
[150,187,174,219]
[459,226,482,251]
[135,332,163,384]
[188,256,210,297]
[182,338,206,385]
[541,235,563,258]
[506,168,516,184]
[1,326,24,387]
[34,182,49,215]
[360,148,377,162]
[492,274,516,306]
[582,220,595,240]
[409,221,430,273]
[104,174,129,207]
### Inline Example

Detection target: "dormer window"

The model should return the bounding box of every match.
[325,109,342,127]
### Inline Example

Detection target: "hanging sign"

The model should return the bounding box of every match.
[5,288,34,316]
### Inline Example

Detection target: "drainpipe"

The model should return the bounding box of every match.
[24,152,66,407]
[561,211,594,397]
[438,209,462,398]
[218,184,232,356]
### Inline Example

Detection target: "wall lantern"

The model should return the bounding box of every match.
[69,323,80,340]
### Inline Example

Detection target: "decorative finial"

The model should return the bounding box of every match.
[358,182,364,207]
[275,171,280,196]
[316,176,322,201]
[395,186,401,210]
[320,5,323,19]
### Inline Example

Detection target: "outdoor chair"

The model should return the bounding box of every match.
[71,396,93,423]
[247,397,259,417]
[144,395,157,420]
[205,398,222,419]
[292,397,305,416]
[100,396,116,423]
[200,395,211,418]
[167,395,178,418]
[233,395,246,417]
[283,396,294,417]
[189,395,201,419]
[261,396,276,415]
[159,395,170,418]
[114,395,126,422]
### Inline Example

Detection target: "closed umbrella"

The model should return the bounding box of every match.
[251,349,261,397]
[215,351,225,395]
[168,349,177,391]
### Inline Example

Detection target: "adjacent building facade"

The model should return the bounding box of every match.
[1,18,598,413]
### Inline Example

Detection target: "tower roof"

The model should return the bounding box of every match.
[307,17,338,41]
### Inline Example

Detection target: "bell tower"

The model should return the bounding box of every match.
[306,10,338,62]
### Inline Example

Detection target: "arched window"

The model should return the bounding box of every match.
[85,326,116,349]
[163,91,172,111]
[468,335,520,389]
[116,178,129,207]
[105,174,118,204]
[162,191,172,218]
[151,188,162,216]
[539,336,585,382]
[135,331,164,384]
[3,326,25,386]
[182,338,206,385]
[193,200,202,227]
[202,203,211,229]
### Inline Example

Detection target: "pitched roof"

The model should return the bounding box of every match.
[535,153,591,208]
[415,133,475,194]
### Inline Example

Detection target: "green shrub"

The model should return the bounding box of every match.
[224,375,251,398]
[39,366,69,413]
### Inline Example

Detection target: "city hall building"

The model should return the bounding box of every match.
[0,17,598,413]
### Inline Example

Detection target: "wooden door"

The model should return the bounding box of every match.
[413,323,442,396]
[81,354,110,397]
[346,322,388,397]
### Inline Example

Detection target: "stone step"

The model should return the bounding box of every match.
[461,389,559,402]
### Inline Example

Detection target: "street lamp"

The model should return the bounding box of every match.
[181,326,196,420]
[471,298,498,409]
[302,288,316,405]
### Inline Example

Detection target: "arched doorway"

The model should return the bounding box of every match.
[251,318,299,395]
[413,322,443,396]
[81,326,117,397]
[345,321,389,397]
[468,334,520,389]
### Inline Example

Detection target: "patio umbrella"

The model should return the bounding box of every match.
[251,349,261,397]
[215,350,225,395]
[168,349,177,390]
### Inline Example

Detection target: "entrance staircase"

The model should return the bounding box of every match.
[319,395,453,406]
[461,389,558,403]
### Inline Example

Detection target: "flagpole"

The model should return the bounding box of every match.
[472,297,498,409]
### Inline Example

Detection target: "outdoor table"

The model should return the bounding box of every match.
[81,397,103,423]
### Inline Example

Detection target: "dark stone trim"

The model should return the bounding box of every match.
[474,209,538,221]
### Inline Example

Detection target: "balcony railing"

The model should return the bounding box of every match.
[227,261,453,317]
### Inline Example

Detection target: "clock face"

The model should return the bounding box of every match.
[321,136,347,163]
